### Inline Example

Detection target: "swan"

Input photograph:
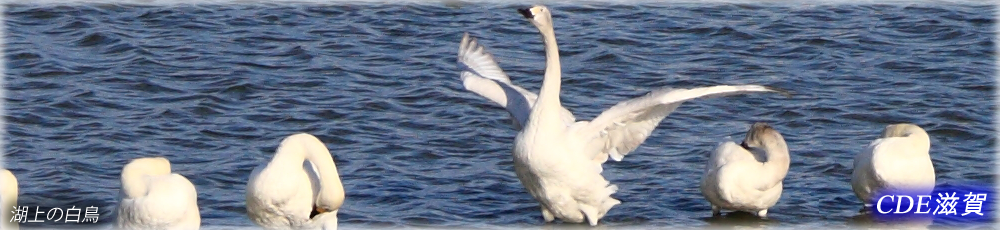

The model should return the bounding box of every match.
[700,122,790,218]
[2,169,18,230]
[115,157,201,230]
[457,5,789,226]
[851,123,935,207]
[246,133,344,230]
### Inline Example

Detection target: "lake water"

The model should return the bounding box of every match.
[2,1,996,229]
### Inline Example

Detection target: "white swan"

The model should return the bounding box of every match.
[115,157,201,230]
[246,133,344,230]
[700,122,790,218]
[2,169,18,230]
[851,123,935,206]
[458,5,789,226]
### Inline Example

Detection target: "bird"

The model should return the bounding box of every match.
[2,169,18,230]
[700,122,790,218]
[851,123,935,208]
[246,133,344,230]
[457,5,789,226]
[115,157,201,230]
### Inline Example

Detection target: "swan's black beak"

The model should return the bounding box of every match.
[518,8,533,19]
[740,141,750,150]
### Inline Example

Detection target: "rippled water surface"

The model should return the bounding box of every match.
[3,2,996,229]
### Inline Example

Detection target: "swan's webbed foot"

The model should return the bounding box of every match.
[541,207,554,222]
[756,209,768,218]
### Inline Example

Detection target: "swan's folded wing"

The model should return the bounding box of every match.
[125,174,200,228]
[708,139,754,172]
[304,210,339,230]
[579,85,789,162]
[868,137,930,189]
[851,138,884,202]
[457,33,574,129]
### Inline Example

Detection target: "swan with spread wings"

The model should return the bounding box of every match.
[457,5,789,226]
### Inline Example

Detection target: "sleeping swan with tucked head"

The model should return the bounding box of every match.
[115,157,201,230]
[851,123,935,207]
[700,122,790,217]
[246,133,344,230]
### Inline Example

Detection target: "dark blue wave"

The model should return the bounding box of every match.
[2,2,995,228]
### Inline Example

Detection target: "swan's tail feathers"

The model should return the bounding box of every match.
[591,151,610,173]
[600,197,621,217]
[582,196,620,226]
[580,204,600,226]
[606,184,619,195]
[597,184,621,222]
[608,148,625,162]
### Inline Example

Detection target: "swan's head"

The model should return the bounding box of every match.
[313,183,345,215]
[881,123,927,139]
[740,122,788,154]
[518,5,553,31]
[881,123,931,151]
[121,157,172,198]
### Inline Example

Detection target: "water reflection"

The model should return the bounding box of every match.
[846,212,932,230]
[701,211,779,229]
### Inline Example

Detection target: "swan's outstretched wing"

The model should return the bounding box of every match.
[457,33,574,129]
[577,85,789,162]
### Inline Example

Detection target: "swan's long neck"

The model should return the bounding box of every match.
[303,141,345,209]
[121,174,148,199]
[276,134,345,210]
[907,130,931,156]
[762,143,790,183]
[121,158,171,199]
[535,25,562,113]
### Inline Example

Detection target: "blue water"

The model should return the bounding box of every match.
[2,2,996,229]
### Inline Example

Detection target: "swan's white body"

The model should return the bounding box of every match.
[246,133,344,230]
[2,169,18,230]
[700,123,789,217]
[458,5,788,226]
[851,124,935,206]
[115,157,201,230]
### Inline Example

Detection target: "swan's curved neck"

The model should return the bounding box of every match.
[121,159,171,199]
[122,174,148,199]
[909,132,931,155]
[536,25,561,109]
[761,144,790,183]
[273,135,345,209]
